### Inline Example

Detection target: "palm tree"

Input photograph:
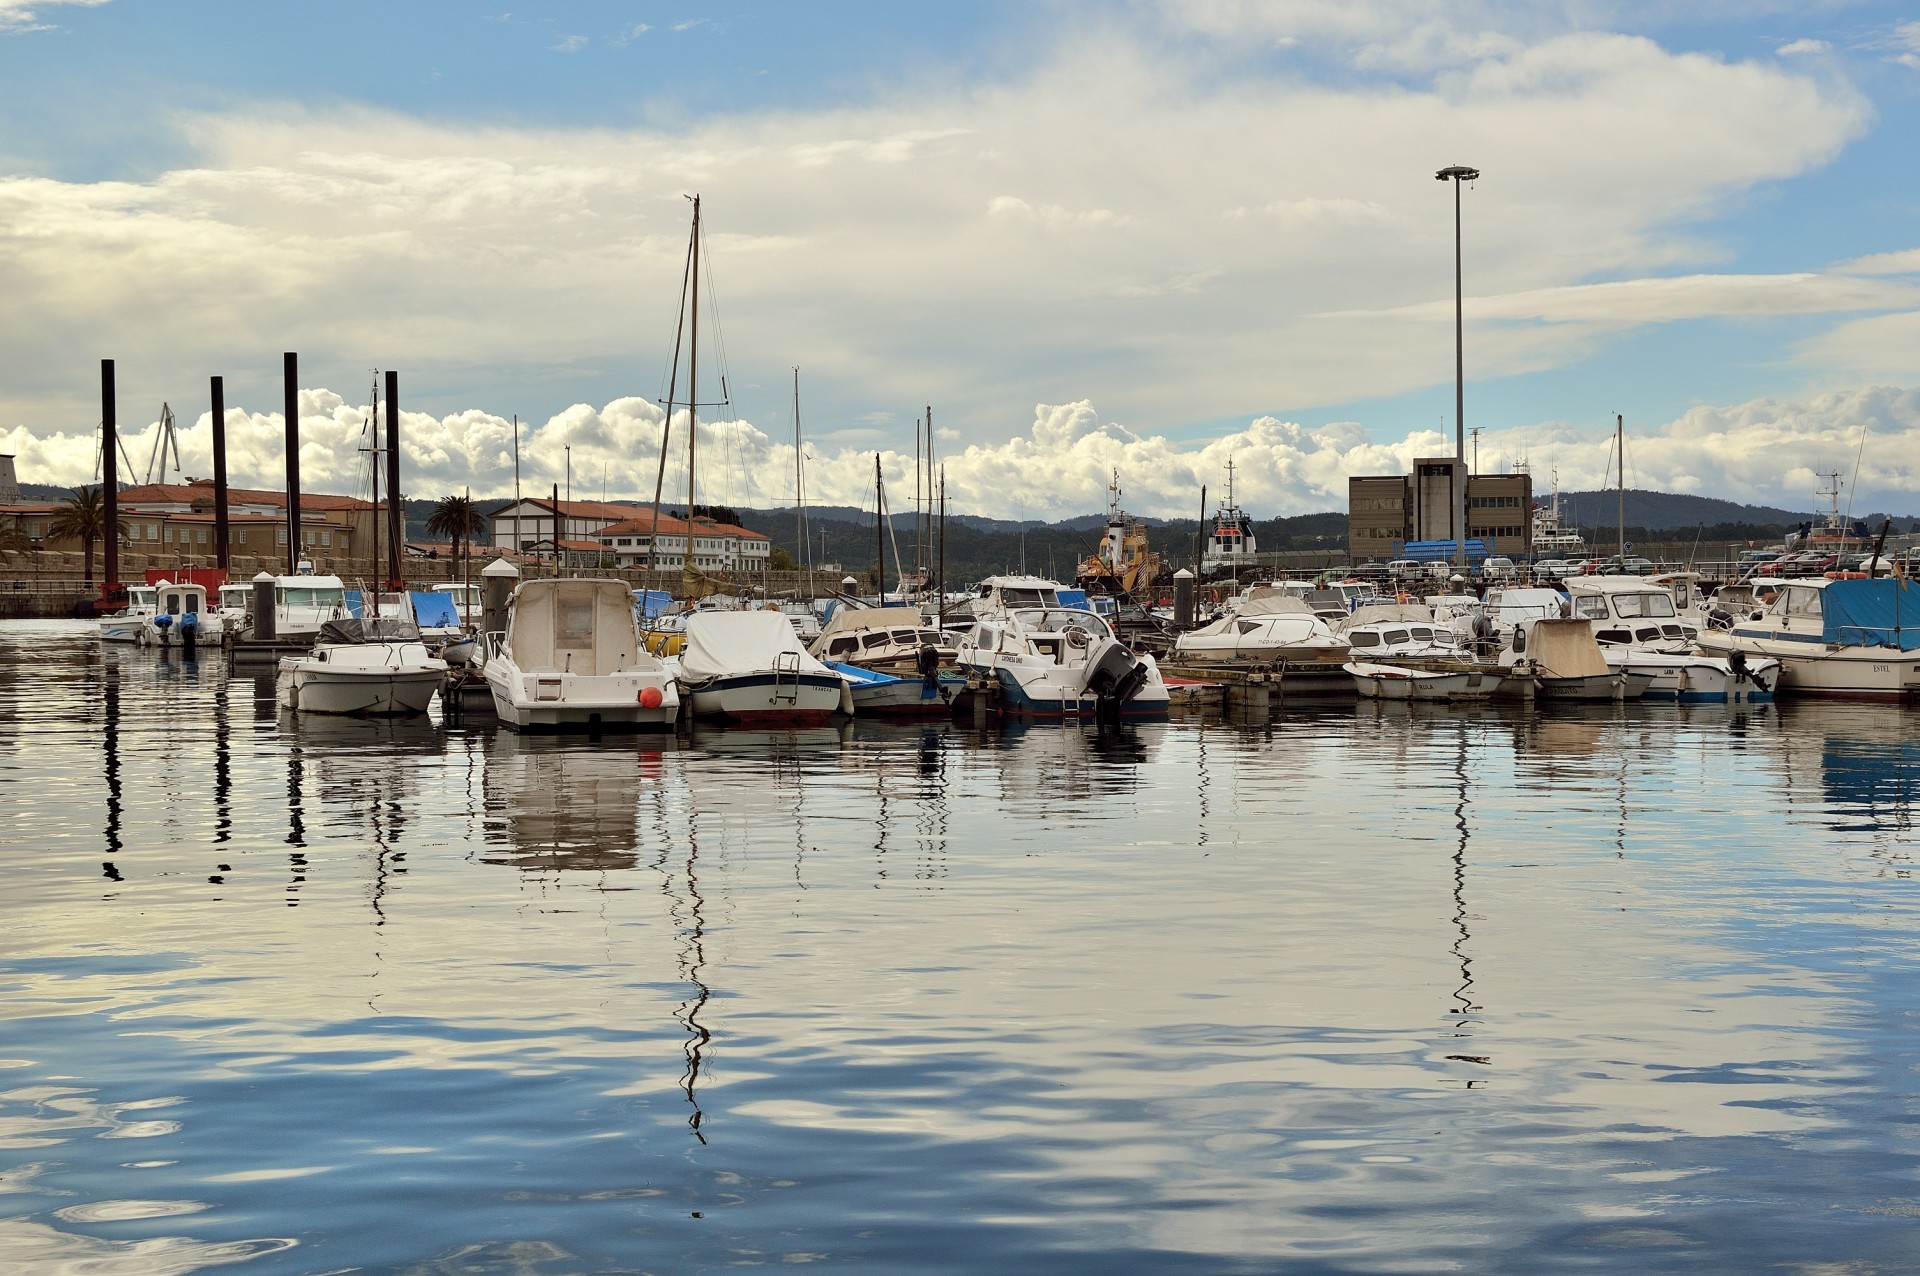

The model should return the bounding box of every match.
[425,494,486,580]
[0,525,30,561]
[47,485,126,587]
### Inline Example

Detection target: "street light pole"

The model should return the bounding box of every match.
[1436,163,1479,572]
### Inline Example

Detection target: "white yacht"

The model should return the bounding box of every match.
[98,586,158,643]
[954,598,1169,719]
[138,580,226,649]
[810,605,955,675]
[1695,577,1920,699]
[486,578,680,731]
[276,617,447,717]
[678,610,850,726]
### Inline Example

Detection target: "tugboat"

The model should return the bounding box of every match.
[1200,459,1258,577]
[1075,470,1162,598]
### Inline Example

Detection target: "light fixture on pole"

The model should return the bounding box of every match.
[1436,163,1479,571]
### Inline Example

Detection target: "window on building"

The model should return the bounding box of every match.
[319,530,331,548]
[196,528,207,544]
[163,526,174,543]
[146,524,159,540]
[277,528,289,546]
[237,529,248,545]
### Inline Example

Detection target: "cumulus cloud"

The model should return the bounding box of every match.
[1776,38,1831,57]
[10,385,1920,521]
[0,18,1870,456]
[0,0,107,34]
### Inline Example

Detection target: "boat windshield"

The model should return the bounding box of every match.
[279,586,345,610]
[998,587,1058,608]
[1612,592,1676,619]
[1017,608,1113,637]
[1771,586,1824,618]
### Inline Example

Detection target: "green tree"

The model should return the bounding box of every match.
[425,494,487,579]
[0,525,30,561]
[47,485,126,587]
[768,546,798,571]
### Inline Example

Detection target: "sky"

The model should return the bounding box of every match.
[3,0,1920,520]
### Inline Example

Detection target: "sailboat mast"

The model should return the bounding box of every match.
[874,453,883,597]
[937,465,946,630]
[914,414,922,581]
[794,368,806,588]
[369,376,381,619]
[686,195,701,588]
[511,414,521,561]
[1616,413,1625,562]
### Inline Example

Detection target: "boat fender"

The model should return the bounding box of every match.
[639,686,664,709]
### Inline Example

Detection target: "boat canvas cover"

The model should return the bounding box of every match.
[681,611,835,680]
[318,617,422,644]
[410,592,461,629]
[1527,618,1610,677]
[1234,594,1316,618]
[1055,589,1092,612]
[1342,603,1431,630]
[815,605,924,641]
[1823,578,1920,650]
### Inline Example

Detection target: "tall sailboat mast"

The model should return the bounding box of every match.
[684,194,701,591]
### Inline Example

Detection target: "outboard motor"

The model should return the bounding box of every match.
[152,612,173,646]
[915,642,943,699]
[1728,649,1751,685]
[1083,640,1149,716]
[178,609,198,653]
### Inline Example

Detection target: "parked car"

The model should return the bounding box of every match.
[1385,559,1421,579]
[1600,556,1656,576]
[1479,556,1516,581]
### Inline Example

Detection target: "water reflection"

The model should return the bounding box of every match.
[480,736,649,876]
[13,625,1920,1271]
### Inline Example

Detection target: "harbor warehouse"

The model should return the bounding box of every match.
[1348,460,1532,561]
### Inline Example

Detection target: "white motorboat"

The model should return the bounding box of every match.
[242,573,350,643]
[1346,660,1505,701]
[98,586,157,643]
[678,610,850,726]
[1695,577,1920,700]
[1173,595,1350,665]
[276,617,447,717]
[486,578,680,731]
[1339,604,1464,659]
[954,602,1169,719]
[1568,577,1778,702]
[138,579,226,650]
[810,605,955,676]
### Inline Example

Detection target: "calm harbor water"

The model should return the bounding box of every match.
[4,619,1920,1273]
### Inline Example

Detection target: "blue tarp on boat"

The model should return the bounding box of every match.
[632,589,675,619]
[410,592,461,629]
[344,589,365,618]
[1055,588,1092,611]
[1823,577,1920,650]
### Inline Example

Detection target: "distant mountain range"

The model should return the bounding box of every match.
[1548,488,1915,532]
